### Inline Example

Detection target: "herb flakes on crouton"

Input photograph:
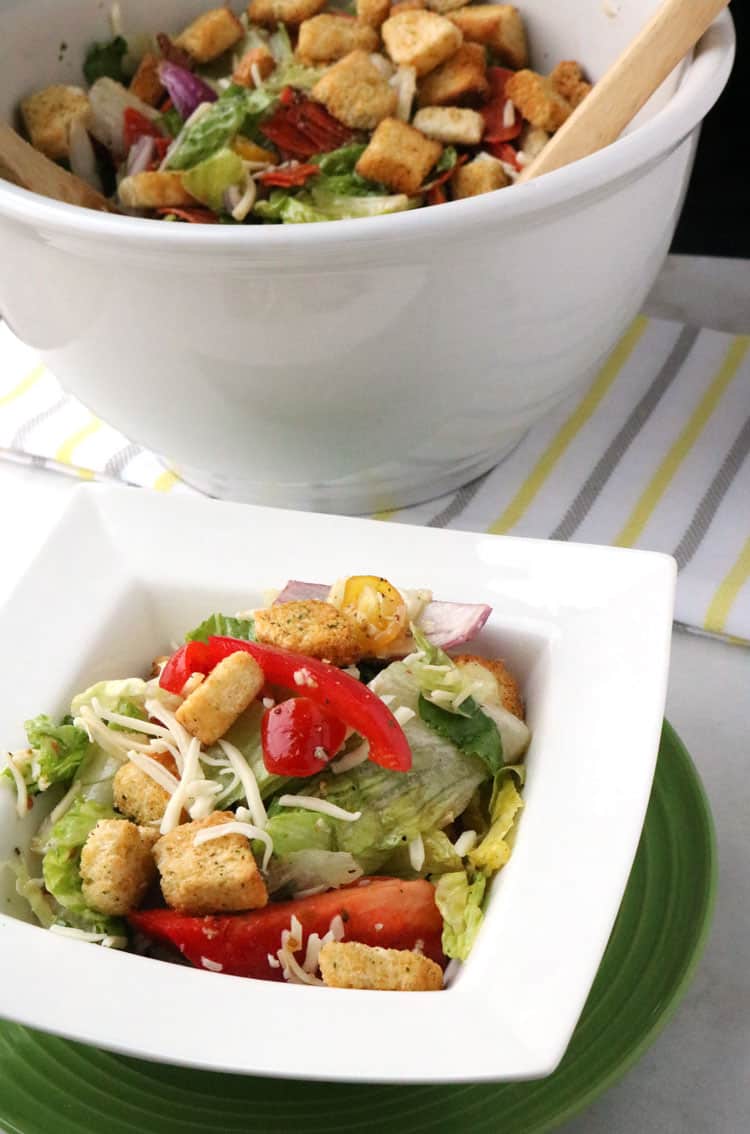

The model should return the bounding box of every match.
[80,818,157,916]
[175,650,264,746]
[254,599,363,665]
[113,750,180,827]
[154,811,268,914]
[20,85,90,161]
[319,941,443,990]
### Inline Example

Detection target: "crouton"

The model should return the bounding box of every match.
[117,171,197,210]
[320,942,443,990]
[390,0,425,11]
[20,85,90,161]
[452,654,525,718]
[255,600,363,666]
[137,825,162,852]
[233,46,277,87]
[412,105,484,144]
[451,153,510,198]
[358,0,391,28]
[381,10,463,78]
[174,7,244,62]
[154,811,268,914]
[297,14,379,64]
[505,69,572,133]
[550,60,592,109]
[448,5,528,69]
[248,0,327,27]
[417,41,488,106]
[113,750,180,826]
[175,651,264,746]
[129,53,165,107]
[312,50,397,130]
[355,115,442,194]
[80,818,157,916]
[424,0,465,12]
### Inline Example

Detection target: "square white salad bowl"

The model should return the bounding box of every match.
[0,486,675,1082]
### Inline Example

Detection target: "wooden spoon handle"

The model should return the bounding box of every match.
[516,0,730,184]
[0,121,118,212]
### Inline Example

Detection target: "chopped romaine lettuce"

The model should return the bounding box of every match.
[182,148,245,212]
[418,694,503,776]
[433,146,458,175]
[315,144,367,177]
[469,775,524,873]
[83,35,128,85]
[434,869,487,961]
[167,88,275,171]
[71,678,149,719]
[309,187,417,219]
[1,855,57,927]
[254,191,328,224]
[383,829,463,879]
[264,809,333,856]
[159,106,184,137]
[268,22,293,63]
[266,849,362,896]
[106,699,147,732]
[186,612,256,643]
[265,60,324,93]
[4,714,91,795]
[42,799,124,934]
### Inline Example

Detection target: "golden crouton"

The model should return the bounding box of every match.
[412,105,484,144]
[20,85,90,161]
[233,46,277,87]
[297,14,379,63]
[357,0,391,28]
[312,50,397,130]
[424,0,465,12]
[154,811,268,915]
[390,0,425,11]
[129,53,165,107]
[80,819,157,916]
[550,60,592,109]
[417,42,488,106]
[175,651,264,746]
[355,116,442,195]
[248,0,327,27]
[113,750,180,826]
[381,10,463,78]
[453,653,525,719]
[449,5,528,70]
[255,600,363,666]
[174,7,244,62]
[118,171,197,210]
[505,69,572,133]
[451,153,510,198]
[137,825,162,851]
[319,942,443,990]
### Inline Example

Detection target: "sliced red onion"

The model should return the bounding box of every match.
[126,134,156,176]
[273,581,492,651]
[158,61,217,120]
[68,115,103,192]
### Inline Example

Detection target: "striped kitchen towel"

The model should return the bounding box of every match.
[2,316,749,645]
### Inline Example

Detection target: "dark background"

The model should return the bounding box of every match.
[671,1,746,258]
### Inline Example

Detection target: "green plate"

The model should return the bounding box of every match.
[0,721,715,1134]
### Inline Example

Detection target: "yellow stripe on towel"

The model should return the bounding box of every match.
[0,365,44,407]
[615,336,750,548]
[153,469,180,493]
[487,318,648,535]
[704,535,750,636]
[54,418,102,466]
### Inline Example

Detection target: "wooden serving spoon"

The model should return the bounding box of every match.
[517,0,731,184]
[0,120,118,212]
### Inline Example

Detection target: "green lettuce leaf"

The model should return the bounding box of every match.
[186,612,256,643]
[264,809,333,857]
[83,36,128,85]
[254,191,328,224]
[159,106,184,137]
[1,855,57,928]
[435,869,487,961]
[266,849,362,896]
[418,694,503,776]
[382,829,463,879]
[469,775,524,874]
[265,59,324,93]
[182,147,245,212]
[434,146,458,175]
[167,88,275,171]
[71,678,150,718]
[268,22,293,63]
[203,703,289,807]
[6,715,92,795]
[308,187,418,219]
[42,799,124,934]
[315,144,367,177]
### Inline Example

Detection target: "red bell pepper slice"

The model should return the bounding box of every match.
[487,140,522,171]
[123,107,163,151]
[128,878,445,980]
[427,184,448,206]
[257,163,320,189]
[261,695,347,776]
[159,635,411,771]
[481,66,522,143]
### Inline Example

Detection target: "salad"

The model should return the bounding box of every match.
[18,3,591,223]
[2,576,529,991]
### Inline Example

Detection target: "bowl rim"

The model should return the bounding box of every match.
[0,12,735,250]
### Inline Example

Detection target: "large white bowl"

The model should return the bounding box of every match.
[0,1,735,514]
[0,485,676,1081]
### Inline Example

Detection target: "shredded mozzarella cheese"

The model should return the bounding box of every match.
[330,741,369,775]
[394,706,415,726]
[49,925,127,948]
[503,99,516,128]
[408,833,425,871]
[218,739,267,829]
[3,752,28,819]
[293,668,317,688]
[231,174,257,222]
[201,956,223,972]
[277,795,362,822]
[160,735,201,834]
[453,830,478,857]
[92,700,172,739]
[127,750,180,794]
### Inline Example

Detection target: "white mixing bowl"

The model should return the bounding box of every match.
[0,1,735,513]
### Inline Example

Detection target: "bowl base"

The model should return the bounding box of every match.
[170,432,526,516]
